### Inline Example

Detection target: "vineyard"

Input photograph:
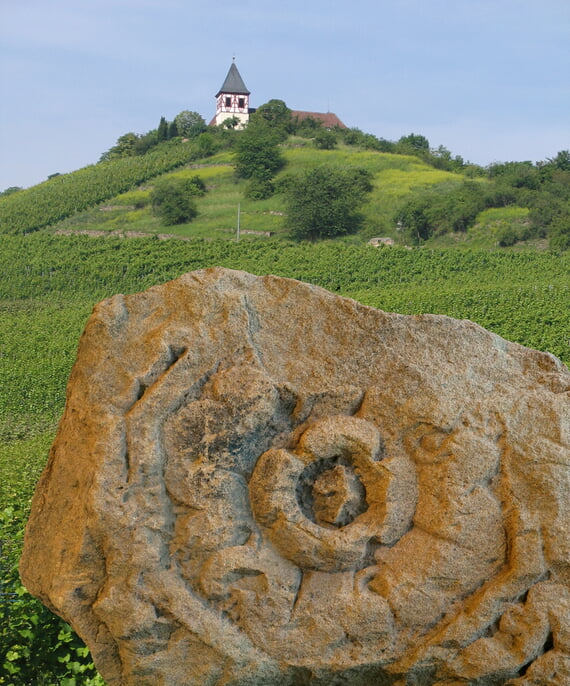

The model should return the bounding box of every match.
[1,233,569,683]
[0,140,203,235]
[1,234,569,439]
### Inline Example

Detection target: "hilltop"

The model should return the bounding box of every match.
[1,105,569,685]
[1,104,568,250]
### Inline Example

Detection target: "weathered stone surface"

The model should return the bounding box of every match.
[20,267,570,685]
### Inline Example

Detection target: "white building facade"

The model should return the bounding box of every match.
[213,60,251,128]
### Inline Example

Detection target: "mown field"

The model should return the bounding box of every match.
[1,233,569,683]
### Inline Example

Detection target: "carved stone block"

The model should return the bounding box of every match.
[21,268,570,685]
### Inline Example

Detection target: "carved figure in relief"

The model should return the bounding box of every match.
[149,357,565,679]
[20,269,570,685]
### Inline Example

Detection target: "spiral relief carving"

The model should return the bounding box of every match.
[249,415,417,572]
[20,268,570,685]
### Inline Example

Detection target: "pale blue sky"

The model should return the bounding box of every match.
[1,0,569,190]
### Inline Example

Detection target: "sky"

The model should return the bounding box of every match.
[1,0,569,191]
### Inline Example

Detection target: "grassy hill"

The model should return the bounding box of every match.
[6,142,462,241]
[2,124,568,249]
[1,126,569,683]
[0,134,509,247]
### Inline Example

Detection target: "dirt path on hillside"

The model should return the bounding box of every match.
[54,229,195,240]
[54,228,273,239]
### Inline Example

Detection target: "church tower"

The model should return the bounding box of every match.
[213,59,251,128]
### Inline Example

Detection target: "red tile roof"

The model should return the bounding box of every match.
[291,111,347,129]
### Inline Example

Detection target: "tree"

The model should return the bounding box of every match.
[283,165,373,241]
[99,132,138,161]
[234,123,285,184]
[221,115,240,129]
[549,205,570,251]
[157,116,168,142]
[397,133,430,154]
[395,181,488,243]
[174,111,207,138]
[548,150,570,172]
[133,130,158,155]
[395,195,433,244]
[196,132,215,157]
[314,129,337,150]
[1,186,23,196]
[167,119,179,139]
[250,99,292,141]
[150,176,205,225]
[293,114,323,137]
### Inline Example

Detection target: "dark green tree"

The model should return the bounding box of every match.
[549,205,570,250]
[397,133,430,153]
[283,165,373,240]
[174,111,207,138]
[293,114,323,137]
[395,195,433,244]
[314,129,337,150]
[157,116,168,142]
[221,115,240,129]
[133,129,159,155]
[234,122,285,186]
[167,119,179,139]
[395,181,489,243]
[548,150,570,172]
[151,176,205,225]
[99,132,139,161]
[196,132,215,157]
[250,99,292,141]
[0,186,23,196]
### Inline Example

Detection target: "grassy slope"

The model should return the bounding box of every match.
[49,142,467,241]
[47,139,542,250]
[3,134,544,250]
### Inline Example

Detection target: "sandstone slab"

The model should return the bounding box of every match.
[21,268,570,685]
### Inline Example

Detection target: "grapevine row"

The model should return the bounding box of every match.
[0,141,201,234]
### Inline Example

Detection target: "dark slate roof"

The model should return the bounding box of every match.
[215,62,250,97]
[291,111,347,129]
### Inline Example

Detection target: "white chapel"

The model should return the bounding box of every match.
[211,60,346,130]
[211,59,252,129]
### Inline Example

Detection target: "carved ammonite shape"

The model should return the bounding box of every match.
[249,415,417,572]
[20,269,570,686]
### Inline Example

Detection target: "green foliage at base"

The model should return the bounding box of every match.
[1,435,105,685]
[234,123,285,186]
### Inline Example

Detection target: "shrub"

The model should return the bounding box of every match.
[313,129,337,150]
[234,125,285,182]
[497,225,519,247]
[1,506,105,685]
[151,176,205,226]
[549,206,570,251]
[244,178,275,200]
[284,165,373,241]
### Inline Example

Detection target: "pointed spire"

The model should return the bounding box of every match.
[215,61,250,97]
